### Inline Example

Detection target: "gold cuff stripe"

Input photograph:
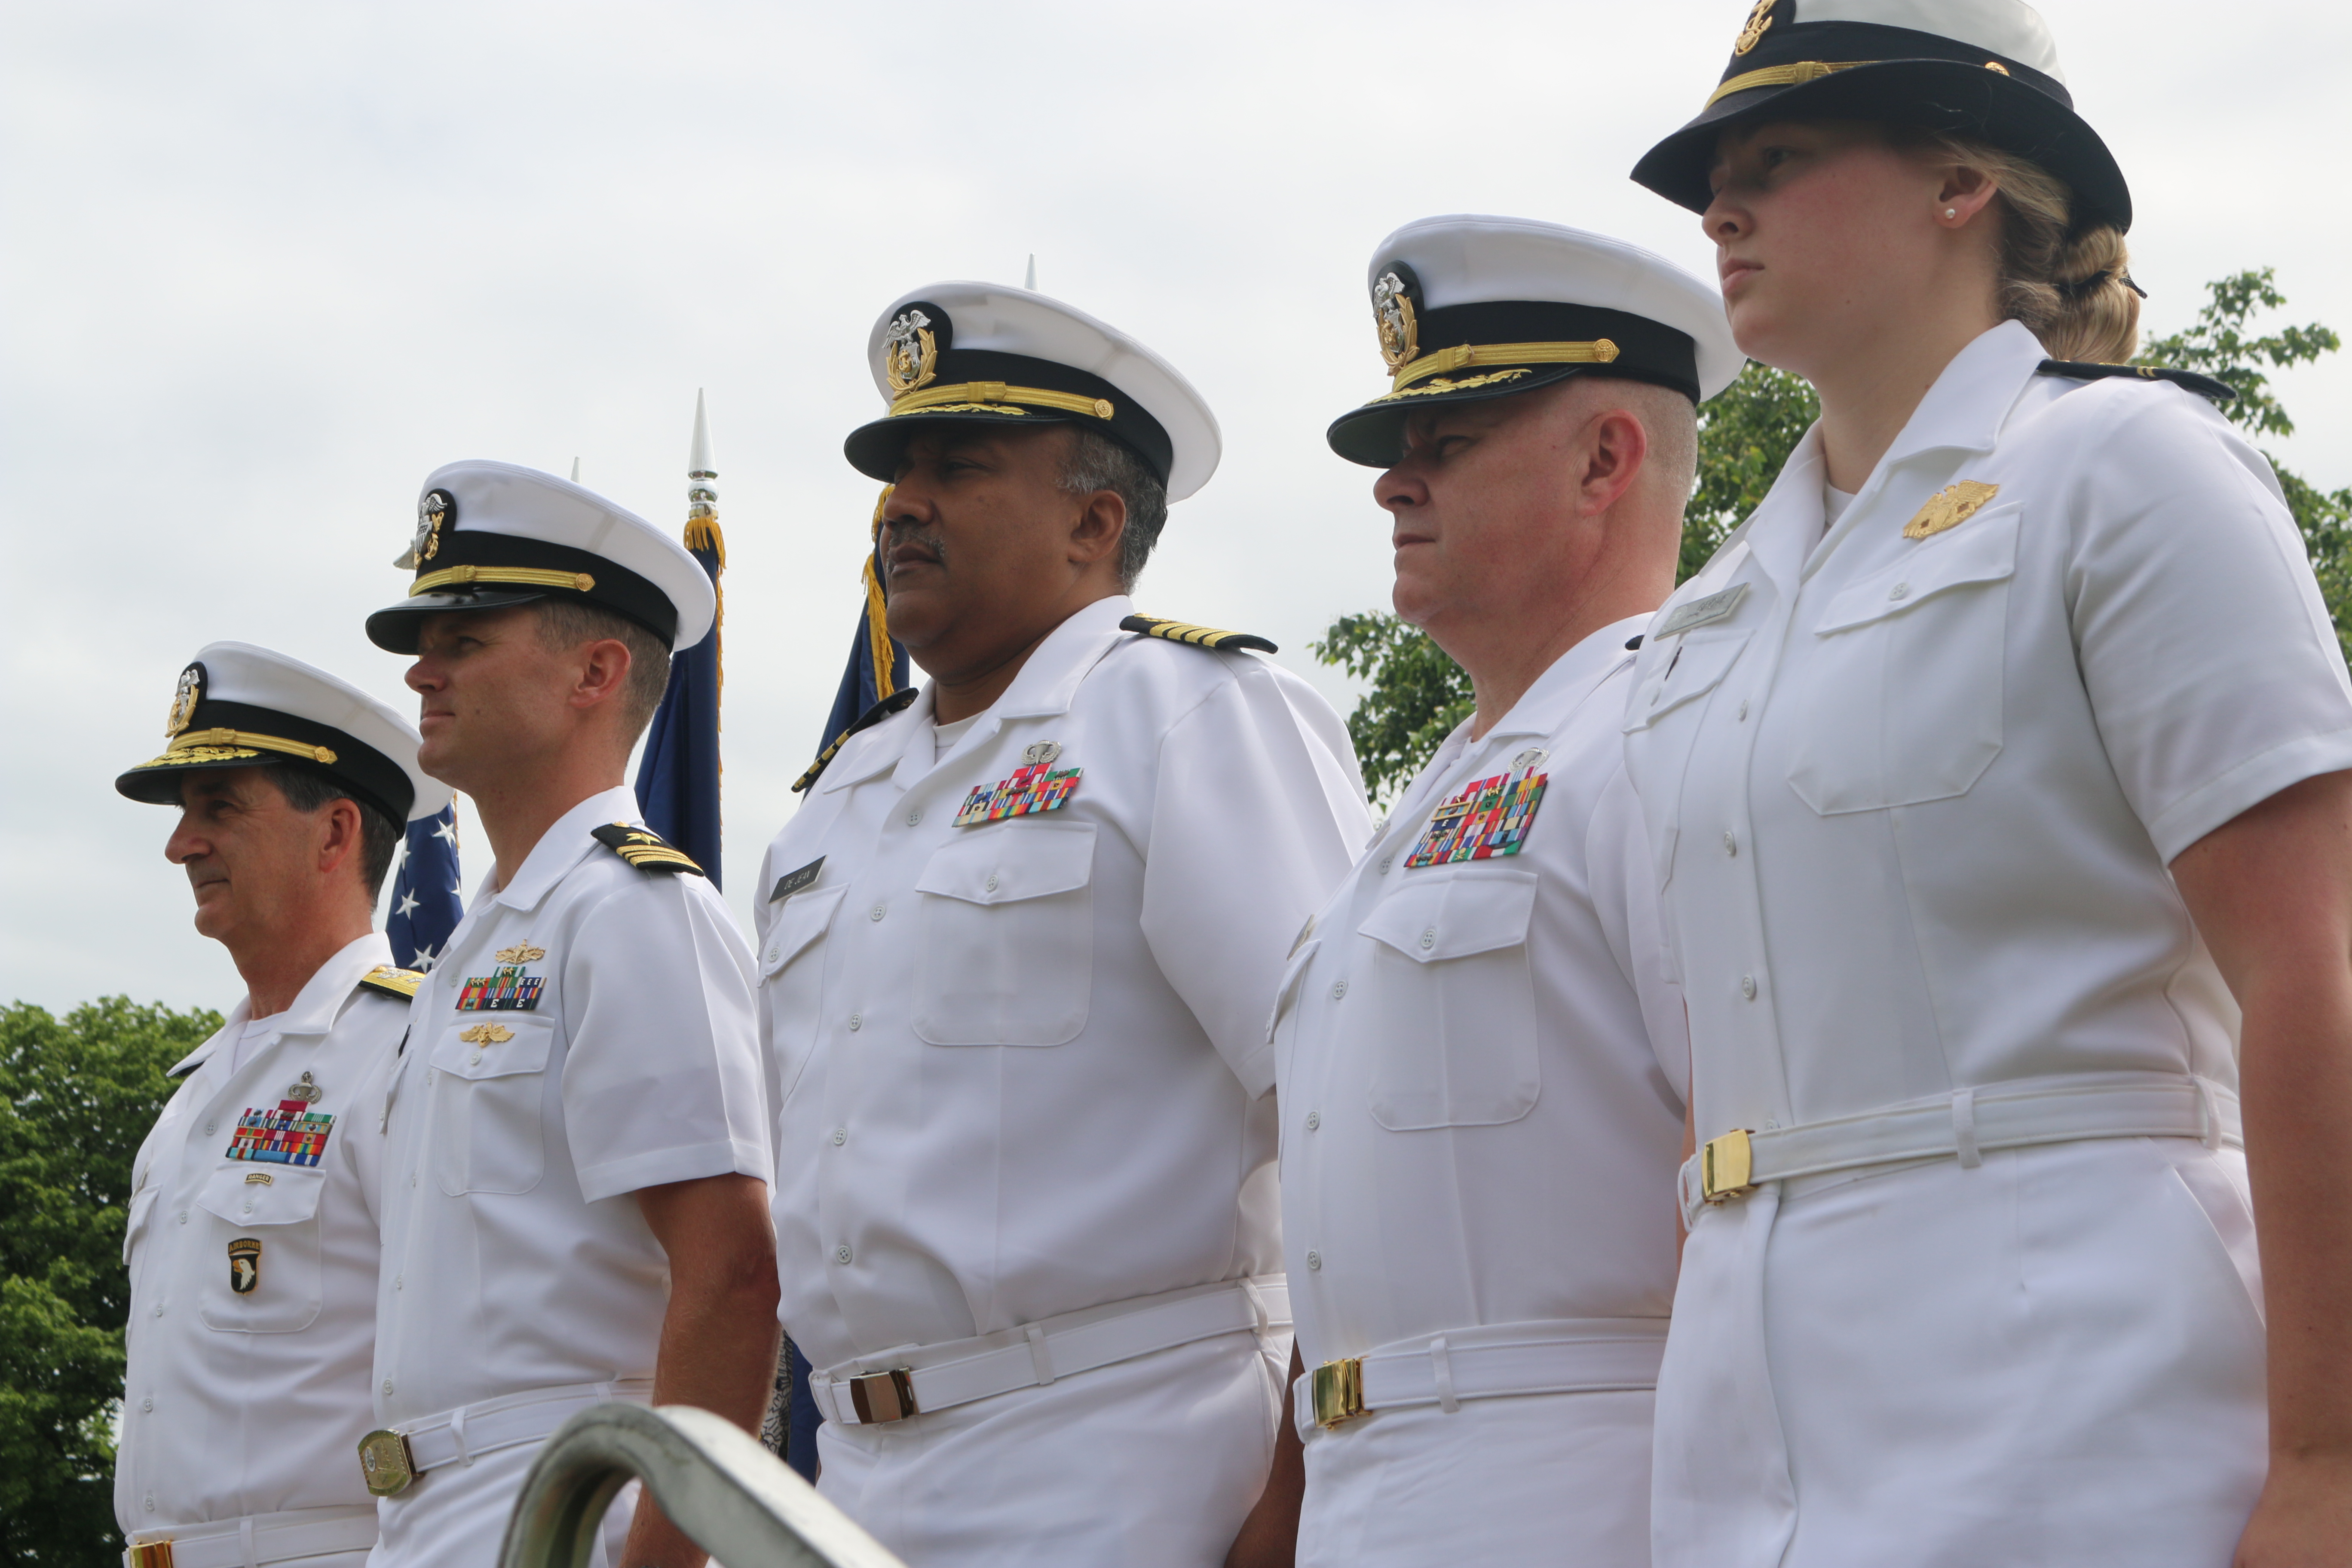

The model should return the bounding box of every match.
[1705,58,1877,107]
[410,565,597,595]
[1391,340,1618,392]
[888,382,1115,420]
[165,728,338,765]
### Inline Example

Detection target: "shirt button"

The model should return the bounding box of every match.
[241,1200,254,1215]
[144,1494,155,1513]
[383,1379,395,1395]
[848,1013,863,1032]
[1377,854,1393,875]
[153,1305,163,1317]
[869,903,887,922]
[141,1397,153,1412]
[1305,1250,1322,1271]
[766,947,780,963]
[177,1210,187,1225]
[1741,974,1758,1000]
[1330,979,1348,1000]
[395,1274,404,1290]
[469,1051,482,1066]
[835,1245,853,1265]
[831,1127,847,1146]
[984,873,1000,892]
[205,1120,217,1135]
[1723,830,1738,857]
[1305,1111,1321,1131]
[906,808,923,826]
[1420,928,1436,950]
[1737,699,1750,721]
[1888,582,1911,601]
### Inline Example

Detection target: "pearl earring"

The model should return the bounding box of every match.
[1945,208,1958,220]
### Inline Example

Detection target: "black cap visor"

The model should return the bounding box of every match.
[364,587,552,655]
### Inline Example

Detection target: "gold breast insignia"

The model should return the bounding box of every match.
[494,943,546,965]
[1903,480,2001,541]
[459,1023,514,1045]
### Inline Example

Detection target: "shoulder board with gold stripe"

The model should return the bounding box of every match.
[2037,359,2234,405]
[791,687,920,794]
[591,822,707,876]
[1120,614,1278,655]
[357,965,425,1000]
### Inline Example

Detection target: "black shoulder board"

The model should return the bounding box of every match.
[1121,614,1278,654]
[1624,634,1644,651]
[791,687,920,794]
[2037,359,2235,405]
[357,965,425,1000]
[591,822,706,876]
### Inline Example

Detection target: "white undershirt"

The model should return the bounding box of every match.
[933,713,983,762]
[1823,483,1858,535]
[228,1009,288,1074]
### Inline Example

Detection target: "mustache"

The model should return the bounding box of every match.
[883,521,948,570]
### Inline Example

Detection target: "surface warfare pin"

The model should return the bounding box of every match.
[1405,751,1552,868]
[229,1238,261,1295]
[955,742,1082,827]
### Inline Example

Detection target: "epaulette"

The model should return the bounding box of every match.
[1120,614,1278,654]
[357,965,425,1000]
[791,687,920,794]
[591,822,706,876]
[2037,359,2235,405]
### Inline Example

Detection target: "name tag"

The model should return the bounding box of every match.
[770,856,826,903]
[1654,582,1750,639]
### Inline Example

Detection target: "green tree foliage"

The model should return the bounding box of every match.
[1320,271,2346,798]
[1,999,217,1565]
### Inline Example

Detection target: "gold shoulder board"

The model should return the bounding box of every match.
[1120,614,1278,655]
[357,965,425,1000]
[590,822,707,877]
[792,688,920,794]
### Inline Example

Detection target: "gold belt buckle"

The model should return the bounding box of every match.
[1310,1357,1367,1428]
[848,1368,919,1424]
[1701,1128,1757,1203]
[129,1542,175,1568]
[358,1428,420,1496]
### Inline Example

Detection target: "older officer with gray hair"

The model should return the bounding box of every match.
[1230,217,1744,1567]
[756,281,1370,1568]
[114,642,448,1568]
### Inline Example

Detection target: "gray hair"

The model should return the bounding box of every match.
[1059,429,1169,591]
[266,763,402,900]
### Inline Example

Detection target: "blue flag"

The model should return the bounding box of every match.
[385,804,463,971]
[634,395,726,887]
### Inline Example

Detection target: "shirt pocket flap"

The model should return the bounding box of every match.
[1625,631,1752,732]
[123,1185,159,1266]
[1264,937,1322,1044]
[1358,871,1539,963]
[1813,505,2022,634]
[196,1163,326,1226]
[915,821,1097,906]
[761,884,849,977]
[428,1012,556,1081]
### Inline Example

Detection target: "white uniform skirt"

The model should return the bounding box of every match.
[817,1328,1286,1568]
[1300,1387,1654,1567]
[1654,1136,2266,1568]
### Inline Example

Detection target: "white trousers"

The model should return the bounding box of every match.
[1654,1137,2267,1568]
[818,1328,1286,1568]
[1299,1387,1654,1567]
[366,1441,635,1568]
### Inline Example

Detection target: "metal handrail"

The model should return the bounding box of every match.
[496,1403,908,1568]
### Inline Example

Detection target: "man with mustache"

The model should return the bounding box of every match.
[114,642,447,1568]
[1232,217,1743,1566]
[754,282,1369,1566]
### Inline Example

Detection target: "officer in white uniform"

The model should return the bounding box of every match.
[757,282,1370,1567]
[359,465,775,1568]
[115,643,450,1568]
[1245,219,1742,1566]
[1624,3,2352,1562]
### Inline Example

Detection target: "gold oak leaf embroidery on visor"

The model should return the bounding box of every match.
[1371,368,1535,403]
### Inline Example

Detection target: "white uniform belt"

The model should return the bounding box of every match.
[1295,1317,1668,1437]
[1682,1071,2241,1225]
[398,1377,653,1473]
[125,1504,378,1568]
[814,1274,1289,1427]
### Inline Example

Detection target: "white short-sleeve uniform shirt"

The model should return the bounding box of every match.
[1623,322,2352,1568]
[371,786,767,1568]
[1274,616,1686,1568]
[117,933,403,1562]
[755,596,1369,1568]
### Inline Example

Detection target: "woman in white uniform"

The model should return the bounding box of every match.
[1623,2,2352,1564]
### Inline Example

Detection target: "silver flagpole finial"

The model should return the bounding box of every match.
[1024,254,1036,291]
[569,457,581,483]
[688,389,717,522]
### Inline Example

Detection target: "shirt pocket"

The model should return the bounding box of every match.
[1786,504,2021,815]
[123,1182,160,1268]
[912,821,1096,1046]
[1624,629,1754,734]
[1357,869,1540,1130]
[760,884,849,1105]
[426,1012,556,1196]
[1265,937,1322,1084]
[194,1164,326,1333]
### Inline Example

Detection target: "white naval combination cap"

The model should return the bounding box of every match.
[842,281,1222,502]
[1326,214,1746,468]
[115,641,452,824]
[363,459,717,655]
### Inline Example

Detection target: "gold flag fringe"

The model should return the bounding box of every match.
[864,486,897,701]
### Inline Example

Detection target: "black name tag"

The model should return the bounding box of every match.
[770,857,825,903]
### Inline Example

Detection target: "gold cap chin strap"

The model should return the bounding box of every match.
[1389,338,1620,394]
[132,728,340,769]
[888,381,1115,421]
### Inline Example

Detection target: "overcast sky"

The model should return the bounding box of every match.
[6,0,2346,1015]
